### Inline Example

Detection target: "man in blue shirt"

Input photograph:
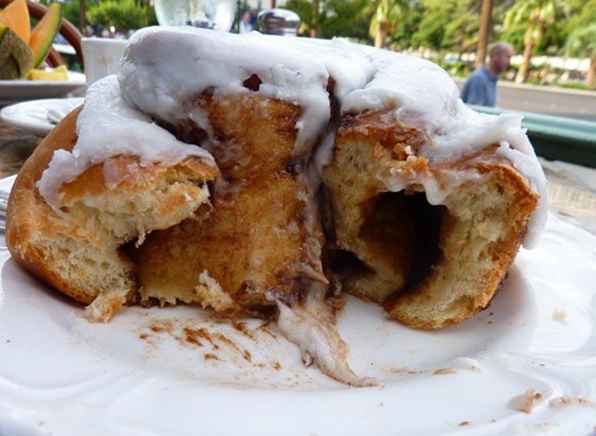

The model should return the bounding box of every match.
[461,42,514,107]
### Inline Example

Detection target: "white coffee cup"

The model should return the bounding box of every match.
[81,37,127,85]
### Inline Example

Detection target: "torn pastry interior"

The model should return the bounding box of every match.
[6,26,547,384]
[7,74,218,322]
[276,284,376,387]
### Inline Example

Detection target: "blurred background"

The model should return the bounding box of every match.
[37,0,595,93]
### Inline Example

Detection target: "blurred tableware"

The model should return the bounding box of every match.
[81,37,127,85]
[0,72,85,106]
[257,8,300,36]
[0,97,83,136]
[154,0,236,31]
[0,187,8,234]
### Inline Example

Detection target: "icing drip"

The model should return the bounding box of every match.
[37,75,215,207]
[119,26,332,156]
[276,285,377,387]
[339,48,547,247]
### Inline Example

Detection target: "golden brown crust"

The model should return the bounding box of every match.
[384,164,538,329]
[324,109,540,330]
[135,175,310,310]
[7,96,540,331]
[322,110,426,303]
[59,155,216,205]
[6,108,218,312]
[135,93,325,312]
[339,110,428,159]
[6,108,98,304]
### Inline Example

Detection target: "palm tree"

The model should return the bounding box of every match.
[443,0,480,60]
[475,0,493,68]
[503,0,557,83]
[368,0,404,49]
[565,24,596,89]
[80,0,86,31]
[310,0,320,37]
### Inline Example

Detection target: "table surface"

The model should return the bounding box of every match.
[0,120,40,179]
[1,118,596,234]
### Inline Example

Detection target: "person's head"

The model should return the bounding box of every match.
[488,42,514,75]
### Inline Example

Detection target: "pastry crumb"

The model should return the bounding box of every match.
[552,308,568,323]
[510,389,544,414]
[185,326,219,350]
[232,321,257,340]
[194,271,234,312]
[150,319,174,334]
[183,326,205,347]
[549,396,595,409]
[84,291,127,322]
[433,368,457,375]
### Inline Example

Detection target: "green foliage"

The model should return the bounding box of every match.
[501,0,562,51]
[38,0,98,27]
[411,0,453,49]
[320,0,370,40]
[438,59,473,78]
[39,0,596,68]
[563,0,596,58]
[86,0,156,31]
[565,24,596,57]
[409,0,481,51]
[556,81,591,90]
[366,0,404,43]
[284,0,369,40]
[388,1,423,49]
[284,0,314,34]
[564,0,596,37]
[442,0,481,52]
[63,0,82,27]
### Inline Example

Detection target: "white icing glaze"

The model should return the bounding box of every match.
[383,164,487,207]
[119,27,332,156]
[276,285,377,387]
[37,75,215,207]
[118,27,546,247]
[339,47,547,247]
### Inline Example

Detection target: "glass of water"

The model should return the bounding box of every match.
[154,0,237,31]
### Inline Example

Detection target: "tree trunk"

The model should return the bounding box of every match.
[588,51,596,89]
[79,0,86,33]
[375,26,387,48]
[310,0,320,38]
[516,27,534,83]
[271,0,277,8]
[475,0,493,69]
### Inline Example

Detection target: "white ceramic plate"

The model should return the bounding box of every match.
[0,72,86,105]
[0,174,595,435]
[0,98,84,136]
